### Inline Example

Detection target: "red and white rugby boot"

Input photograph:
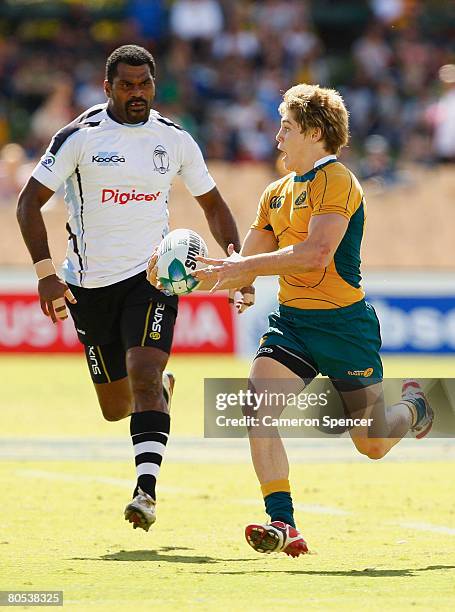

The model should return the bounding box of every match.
[245,521,308,557]
[402,379,433,439]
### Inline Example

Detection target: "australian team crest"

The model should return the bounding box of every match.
[294,191,308,208]
[153,145,170,174]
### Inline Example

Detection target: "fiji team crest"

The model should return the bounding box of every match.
[153,145,170,174]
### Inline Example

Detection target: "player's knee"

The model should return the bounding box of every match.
[128,362,163,398]
[101,411,124,422]
[365,445,387,460]
[99,401,131,422]
[353,439,388,460]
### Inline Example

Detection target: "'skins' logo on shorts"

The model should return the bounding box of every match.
[92,152,126,166]
[87,346,102,376]
[294,191,308,208]
[347,367,374,377]
[150,302,165,340]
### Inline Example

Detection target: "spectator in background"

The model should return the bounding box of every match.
[0,143,34,206]
[395,25,433,95]
[254,0,308,33]
[75,68,106,111]
[212,11,259,60]
[359,134,400,187]
[352,22,392,83]
[170,0,223,42]
[0,107,8,147]
[283,21,321,66]
[431,65,455,164]
[30,77,75,151]
[370,0,404,25]
[127,0,167,42]
[0,0,453,170]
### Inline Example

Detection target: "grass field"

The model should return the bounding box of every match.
[1,355,455,610]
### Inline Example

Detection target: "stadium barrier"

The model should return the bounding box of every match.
[0,284,234,354]
[1,271,455,354]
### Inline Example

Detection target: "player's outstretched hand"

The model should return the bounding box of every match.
[38,275,76,324]
[195,244,256,296]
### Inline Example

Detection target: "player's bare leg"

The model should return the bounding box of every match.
[93,377,132,421]
[245,356,309,556]
[248,357,303,484]
[338,379,433,459]
[93,373,174,422]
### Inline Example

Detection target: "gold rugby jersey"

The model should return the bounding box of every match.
[251,158,366,309]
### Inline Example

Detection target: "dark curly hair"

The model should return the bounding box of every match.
[105,45,156,83]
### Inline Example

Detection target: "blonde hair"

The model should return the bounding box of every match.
[279,84,349,154]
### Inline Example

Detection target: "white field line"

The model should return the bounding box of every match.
[391,521,455,535]
[16,468,455,535]
[17,469,191,494]
[2,437,455,463]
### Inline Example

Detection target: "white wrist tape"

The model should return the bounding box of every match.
[34,259,56,280]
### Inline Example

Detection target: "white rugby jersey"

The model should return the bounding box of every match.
[32,103,216,288]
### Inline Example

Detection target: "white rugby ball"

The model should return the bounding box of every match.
[157,229,208,295]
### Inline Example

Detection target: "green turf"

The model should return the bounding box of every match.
[1,460,454,611]
[1,355,455,610]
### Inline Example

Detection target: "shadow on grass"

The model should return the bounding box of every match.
[205,565,455,577]
[71,548,260,564]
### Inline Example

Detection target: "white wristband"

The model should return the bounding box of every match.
[34,259,56,280]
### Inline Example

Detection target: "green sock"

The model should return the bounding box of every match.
[264,491,295,528]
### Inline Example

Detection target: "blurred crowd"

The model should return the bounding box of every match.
[0,0,454,204]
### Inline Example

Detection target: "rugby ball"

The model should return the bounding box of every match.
[157,229,208,295]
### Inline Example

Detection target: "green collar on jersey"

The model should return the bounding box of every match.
[294,158,337,182]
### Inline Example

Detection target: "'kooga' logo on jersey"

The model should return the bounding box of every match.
[92,152,126,165]
[102,189,161,205]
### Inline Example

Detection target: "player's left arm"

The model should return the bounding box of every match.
[178,131,241,255]
[168,132,253,306]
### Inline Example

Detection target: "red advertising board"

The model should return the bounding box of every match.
[173,293,234,353]
[0,292,234,354]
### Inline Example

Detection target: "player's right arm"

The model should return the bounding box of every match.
[17,177,55,264]
[17,177,76,323]
[17,124,81,322]
[240,228,278,257]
